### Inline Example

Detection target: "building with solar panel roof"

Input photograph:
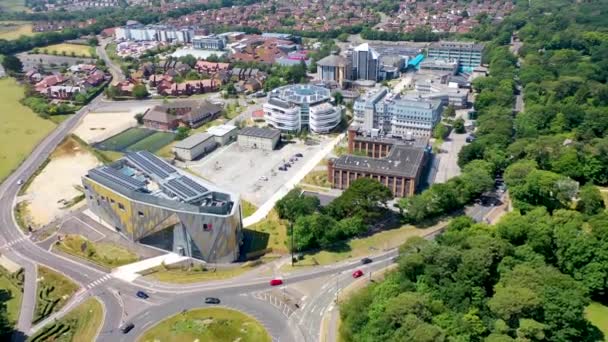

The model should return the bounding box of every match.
[263,84,342,133]
[82,151,242,263]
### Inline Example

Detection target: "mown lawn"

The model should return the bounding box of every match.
[55,234,139,269]
[586,302,608,340]
[37,43,95,58]
[138,308,270,342]
[144,264,254,284]
[29,297,103,342]
[247,209,288,253]
[125,131,175,153]
[34,266,79,324]
[0,21,34,40]
[0,78,55,183]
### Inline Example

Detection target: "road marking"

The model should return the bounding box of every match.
[0,236,28,249]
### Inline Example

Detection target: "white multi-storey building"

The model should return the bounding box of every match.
[263,84,341,133]
[354,88,444,137]
[115,24,193,43]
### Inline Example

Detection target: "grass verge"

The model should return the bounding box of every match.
[301,170,331,188]
[585,302,608,339]
[0,266,24,327]
[241,200,258,218]
[142,262,257,284]
[54,234,139,269]
[138,307,271,342]
[282,222,447,271]
[29,297,103,342]
[247,209,288,254]
[33,266,79,324]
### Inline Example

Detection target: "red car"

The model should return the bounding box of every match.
[270,279,283,286]
[352,270,364,278]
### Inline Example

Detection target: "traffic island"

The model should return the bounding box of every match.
[138,307,271,342]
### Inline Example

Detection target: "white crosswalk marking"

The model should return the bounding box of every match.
[85,274,112,290]
[0,237,28,249]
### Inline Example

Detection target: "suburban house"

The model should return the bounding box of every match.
[142,100,223,131]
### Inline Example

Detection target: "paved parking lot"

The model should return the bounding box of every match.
[188,138,334,206]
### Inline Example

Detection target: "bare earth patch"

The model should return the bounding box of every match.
[24,139,101,227]
[73,111,137,144]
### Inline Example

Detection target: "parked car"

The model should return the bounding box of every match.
[466,136,475,143]
[295,153,303,158]
[361,257,373,265]
[284,163,291,168]
[352,270,364,278]
[121,322,134,334]
[278,166,287,171]
[17,179,23,185]
[270,279,283,286]
[205,297,221,304]
[260,176,268,181]
[136,291,149,299]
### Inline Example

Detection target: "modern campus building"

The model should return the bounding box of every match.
[192,35,226,51]
[82,151,242,263]
[427,41,484,71]
[328,128,428,197]
[354,88,444,138]
[263,84,342,133]
[352,43,380,81]
[115,24,194,43]
[316,53,351,87]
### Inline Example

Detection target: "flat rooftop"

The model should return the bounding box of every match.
[429,41,484,52]
[238,127,281,140]
[332,143,426,178]
[86,151,235,215]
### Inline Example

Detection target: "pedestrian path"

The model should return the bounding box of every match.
[112,253,188,282]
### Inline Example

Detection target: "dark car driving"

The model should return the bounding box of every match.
[136,291,149,299]
[205,297,221,304]
[361,257,372,265]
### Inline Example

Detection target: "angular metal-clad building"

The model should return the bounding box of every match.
[82,151,242,263]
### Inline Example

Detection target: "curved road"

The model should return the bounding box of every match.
[0,91,423,341]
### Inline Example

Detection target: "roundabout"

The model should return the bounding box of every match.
[137,307,271,342]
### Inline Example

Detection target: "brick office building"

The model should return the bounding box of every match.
[328,127,428,197]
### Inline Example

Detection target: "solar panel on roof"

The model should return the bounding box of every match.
[166,178,197,199]
[126,152,169,178]
[180,176,208,193]
[89,167,145,191]
[139,151,176,174]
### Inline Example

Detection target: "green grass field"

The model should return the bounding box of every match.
[36,43,95,58]
[55,235,139,269]
[0,267,23,327]
[586,302,608,340]
[138,308,270,342]
[0,21,34,40]
[301,170,331,188]
[0,0,27,12]
[125,131,175,153]
[29,297,103,342]
[95,128,155,151]
[33,266,79,324]
[0,78,55,184]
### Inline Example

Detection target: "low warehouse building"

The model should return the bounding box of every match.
[207,124,238,145]
[237,127,280,151]
[172,133,218,161]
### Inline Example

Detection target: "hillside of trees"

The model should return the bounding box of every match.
[342,0,608,341]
